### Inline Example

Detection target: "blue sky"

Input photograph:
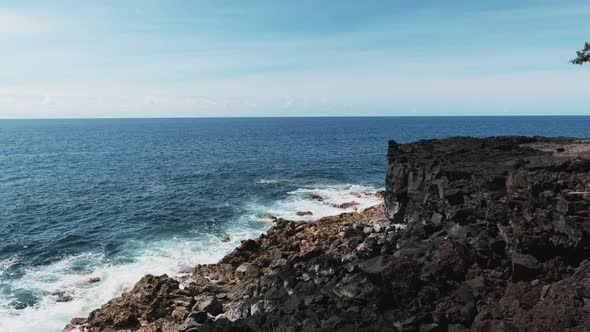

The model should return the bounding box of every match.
[0,0,588,118]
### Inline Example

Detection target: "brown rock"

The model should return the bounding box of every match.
[331,201,359,209]
[192,295,222,316]
[171,306,189,322]
[310,194,324,201]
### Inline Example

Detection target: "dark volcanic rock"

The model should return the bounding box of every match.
[383,136,590,331]
[295,210,313,216]
[310,194,324,201]
[66,136,590,332]
[511,253,541,282]
[87,277,101,283]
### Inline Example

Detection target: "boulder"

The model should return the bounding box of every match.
[310,194,324,201]
[192,295,222,316]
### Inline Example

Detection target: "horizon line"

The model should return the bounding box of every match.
[1,114,590,120]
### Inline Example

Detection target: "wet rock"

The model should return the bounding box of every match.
[87,277,101,283]
[63,317,87,332]
[52,291,73,303]
[260,214,277,221]
[331,201,360,209]
[310,194,323,201]
[68,317,88,325]
[296,211,313,216]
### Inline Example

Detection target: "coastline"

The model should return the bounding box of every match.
[66,136,590,332]
[64,203,388,332]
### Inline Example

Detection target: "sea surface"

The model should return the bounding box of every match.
[0,116,589,331]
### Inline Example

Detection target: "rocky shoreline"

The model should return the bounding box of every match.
[65,136,590,331]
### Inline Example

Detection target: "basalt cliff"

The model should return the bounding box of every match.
[66,136,590,332]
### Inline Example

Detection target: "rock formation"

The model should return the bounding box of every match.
[66,136,590,331]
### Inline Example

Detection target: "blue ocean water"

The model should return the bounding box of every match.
[0,116,588,331]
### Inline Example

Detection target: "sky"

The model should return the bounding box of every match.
[0,0,588,118]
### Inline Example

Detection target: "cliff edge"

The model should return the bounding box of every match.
[66,136,590,331]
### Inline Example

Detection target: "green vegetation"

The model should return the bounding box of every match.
[571,42,590,65]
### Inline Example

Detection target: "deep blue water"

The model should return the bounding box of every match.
[0,116,589,331]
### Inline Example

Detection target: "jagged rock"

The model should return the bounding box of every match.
[171,306,189,322]
[187,310,214,324]
[192,295,222,316]
[178,317,201,332]
[235,263,250,274]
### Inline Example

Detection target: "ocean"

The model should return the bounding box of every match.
[0,116,589,331]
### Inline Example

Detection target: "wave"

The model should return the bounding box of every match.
[255,179,279,184]
[0,233,262,332]
[247,183,382,221]
[0,255,20,277]
[0,182,382,332]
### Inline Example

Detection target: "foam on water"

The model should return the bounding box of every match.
[0,183,381,332]
[248,183,382,221]
[256,179,279,184]
[0,256,19,278]
[0,230,267,331]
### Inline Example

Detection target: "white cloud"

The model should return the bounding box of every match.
[0,68,586,118]
[0,1,587,118]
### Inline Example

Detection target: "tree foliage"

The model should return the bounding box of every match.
[571,42,590,65]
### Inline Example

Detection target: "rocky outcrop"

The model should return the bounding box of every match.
[383,136,590,331]
[66,136,590,332]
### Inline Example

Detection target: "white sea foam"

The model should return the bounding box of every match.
[0,231,263,332]
[248,183,382,221]
[256,179,279,184]
[0,182,382,332]
[0,255,19,277]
